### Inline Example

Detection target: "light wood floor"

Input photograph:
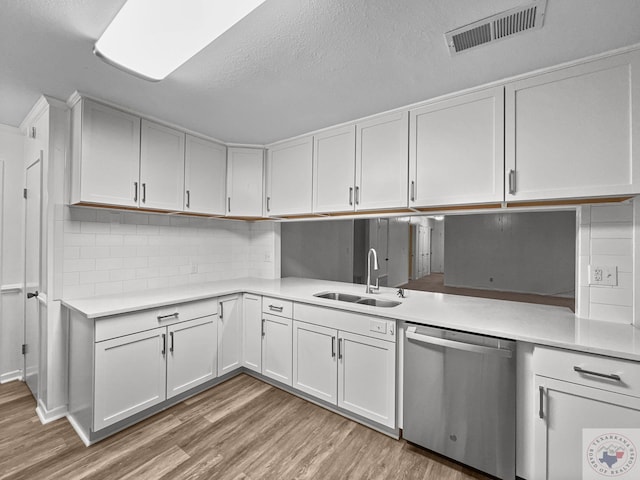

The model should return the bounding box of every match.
[402,273,575,312]
[0,374,491,480]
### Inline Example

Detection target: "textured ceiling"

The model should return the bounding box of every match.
[2,0,640,144]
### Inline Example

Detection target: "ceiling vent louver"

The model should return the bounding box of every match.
[445,0,547,55]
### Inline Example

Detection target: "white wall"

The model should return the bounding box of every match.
[0,125,25,383]
[59,207,278,300]
[444,212,576,296]
[576,203,634,324]
[280,220,354,282]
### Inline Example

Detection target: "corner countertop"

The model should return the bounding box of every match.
[61,277,640,362]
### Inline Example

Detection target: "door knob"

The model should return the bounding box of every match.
[27,291,39,299]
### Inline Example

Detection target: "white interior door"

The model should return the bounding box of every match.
[24,154,42,398]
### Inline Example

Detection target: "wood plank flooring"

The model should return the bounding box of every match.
[0,374,491,480]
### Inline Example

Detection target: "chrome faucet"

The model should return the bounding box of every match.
[366,248,380,294]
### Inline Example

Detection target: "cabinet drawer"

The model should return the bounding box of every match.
[262,297,293,318]
[293,303,396,342]
[96,298,218,342]
[534,346,640,398]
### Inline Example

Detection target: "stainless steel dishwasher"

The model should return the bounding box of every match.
[403,323,516,480]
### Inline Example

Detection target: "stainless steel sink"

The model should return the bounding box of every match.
[355,298,401,308]
[313,291,401,308]
[313,292,362,302]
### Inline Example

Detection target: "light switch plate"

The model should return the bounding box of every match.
[589,265,618,286]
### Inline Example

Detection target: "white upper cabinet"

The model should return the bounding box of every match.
[140,120,185,211]
[71,99,141,207]
[506,51,640,202]
[266,136,313,216]
[409,87,504,207]
[184,135,227,215]
[226,147,264,217]
[313,125,357,213]
[356,111,409,210]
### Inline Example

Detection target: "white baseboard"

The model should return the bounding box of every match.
[0,371,23,383]
[66,414,91,447]
[36,399,67,424]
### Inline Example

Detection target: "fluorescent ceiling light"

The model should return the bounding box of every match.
[94,0,266,81]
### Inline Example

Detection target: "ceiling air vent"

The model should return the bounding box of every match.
[445,0,547,55]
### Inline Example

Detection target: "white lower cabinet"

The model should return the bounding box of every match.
[217,295,242,376]
[94,327,167,431]
[292,304,397,429]
[166,316,217,399]
[292,321,337,403]
[262,313,292,385]
[337,331,396,428]
[242,293,262,372]
[533,346,640,480]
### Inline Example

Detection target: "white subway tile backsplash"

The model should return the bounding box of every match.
[589,255,633,273]
[589,285,633,307]
[589,303,633,324]
[590,222,633,239]
[590,204,633,223]
[62,210,275,299]
[591,238,633,257]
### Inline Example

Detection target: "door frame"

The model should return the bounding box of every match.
[23,152,43,396]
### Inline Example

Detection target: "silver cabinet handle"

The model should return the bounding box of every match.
[410,180,415,202]
[219,302,224,320]
[142,183,147,203]
[355,186,360,205]
[539,385,544,419]
[338,338,343,359]
[170,331,174,353]
[349,187,353,206]
[406,327,512,358]
[508,169,516,195]
[268,304,283,312]
[261,318,265,337]
[227,197,231,213]
[186,190,190,208]
[573,366,621,381]
[161,333,166,356]
[157,312,179,321]
[134,182,138,202]
[266,196,271,212]
[331,336,336,358]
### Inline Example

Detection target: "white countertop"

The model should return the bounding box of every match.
[61,277,640,362]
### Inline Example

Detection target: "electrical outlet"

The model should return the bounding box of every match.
[589,265,618,286]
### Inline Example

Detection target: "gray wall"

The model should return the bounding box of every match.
[444,211,575,296]
[281,220,354,282]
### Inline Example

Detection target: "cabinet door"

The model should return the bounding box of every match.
[262,313,292,386]
[313,125,356,213]
[94,327,166,430]
[217,296,242,376]
[78,100,140,207]
[140,120,185,211]
[242,294,262,372]
[506,51,640,201]
[410,87,504,207]
[266,136,313,216]
[338,331,396,428]
[184,135,226,215]
[226,147,264,217]
[166,316,217,399]
[534,377,640,480]
[292,321,337,404]
[356,111,409,211]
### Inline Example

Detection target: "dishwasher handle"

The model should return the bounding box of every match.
[406,327,512,358]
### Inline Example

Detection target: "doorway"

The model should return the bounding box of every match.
[24,152,42,398]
